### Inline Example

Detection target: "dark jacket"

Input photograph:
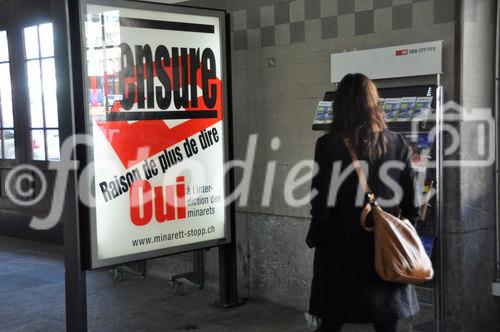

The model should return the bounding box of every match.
[306,130,420,323]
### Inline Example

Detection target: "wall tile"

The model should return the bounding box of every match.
[275,23,291,45]
[338,0,355,14]
[321,16,338,39]
[305,0,321,20]
[320,0,338,17]
[337,13,355,36]
[412,0,434,28]
[355,0,373,12]
[374,7,393,32]
[233,30,248,50]
[355,10,374,35]
[232,10,247,31]
[392,0,412,5]
[261,26,276,47]
[274,2,290,25]
[247,28,261,49]
[260,5,275,27]
[290,21,306,43]
[392,4,412,29]
[290,0,306,22]
[434,0,455,24]
[247,7,261,29]
[373,0,392,9]
[306,18,321,41]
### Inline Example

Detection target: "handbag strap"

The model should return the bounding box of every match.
[345,139,377,232]
[344,139,372,196]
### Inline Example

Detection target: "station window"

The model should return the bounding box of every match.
[23,23,60,161]
[0,30,15,159]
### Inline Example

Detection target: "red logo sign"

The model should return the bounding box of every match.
[395,49,408,56]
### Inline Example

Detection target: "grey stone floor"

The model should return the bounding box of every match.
[0,235,310,332]
[0,235,384,332]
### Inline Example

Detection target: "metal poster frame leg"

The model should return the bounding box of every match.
[210,12,242,309]
[63,0,89,330]
[213,243,242,307]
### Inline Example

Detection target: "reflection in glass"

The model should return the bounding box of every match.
[0,131,3,158]
[46,130,60,160]
[0,31,8,62]
[103,11,121,46]
[23,26,39,59]
[86,49,105,79]
[42,58,58,127]
[24,23,60,161]
[27,60,44,128]
[3,129,15,159]
[39,23,54,58]
[31,129,45,160]
[85,14,103,48]
[0,30,14,160]
[0,63,14,127]
[85,11,122,114]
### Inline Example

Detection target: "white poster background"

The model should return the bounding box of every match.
[86,5,226,261]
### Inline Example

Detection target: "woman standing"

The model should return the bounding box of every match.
[306,73,420,332]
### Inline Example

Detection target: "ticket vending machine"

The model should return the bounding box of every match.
[378,85,439,256]
[324,40,446,331]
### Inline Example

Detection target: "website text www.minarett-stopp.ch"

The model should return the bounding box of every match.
[131,225,215,247]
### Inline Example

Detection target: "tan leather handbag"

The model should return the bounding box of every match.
[346,141,434,285]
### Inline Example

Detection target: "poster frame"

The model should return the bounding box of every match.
[74,0,233,270]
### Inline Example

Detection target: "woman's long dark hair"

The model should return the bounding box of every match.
[331,73,387,162]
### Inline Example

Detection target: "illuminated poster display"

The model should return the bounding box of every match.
[80,0,230,268]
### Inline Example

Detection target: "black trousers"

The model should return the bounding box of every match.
[319,320,399,332]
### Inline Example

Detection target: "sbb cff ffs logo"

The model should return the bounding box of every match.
[129,176,186,226]
[395,46,437,57]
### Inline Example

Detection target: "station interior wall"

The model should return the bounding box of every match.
[147,0,497,330]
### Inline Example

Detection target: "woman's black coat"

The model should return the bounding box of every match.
[307,130,420,323]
